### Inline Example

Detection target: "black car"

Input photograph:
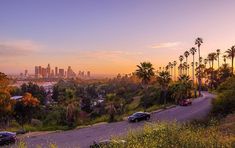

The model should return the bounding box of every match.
[128,112,150,122]
[0,132,16,145]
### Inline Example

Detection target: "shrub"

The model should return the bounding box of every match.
[212,76,235,116]
[212,90,235,116]
[108,122,234,148]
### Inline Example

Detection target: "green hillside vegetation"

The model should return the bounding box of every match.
[103,122,235,148]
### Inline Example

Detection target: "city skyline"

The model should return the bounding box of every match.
[1,0,235,75]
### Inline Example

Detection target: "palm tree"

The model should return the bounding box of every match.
[191,62,194,78]
[216,49,221,69]
[105,93,121,122]
[136,62,155,86]
[183,62,187,75]
[226,46,235,75]
[208,52,217,88]
[195,37,203,96]
[195,62,198,89]
[179,55,184,75]
[168,62,172,76]
[208,53,217,69]
[223,55,227,64]
[190,47,197,82]
[204,58,208,68]
[157,71,171,107]
[184,51,190,75]
[173,61,177,81]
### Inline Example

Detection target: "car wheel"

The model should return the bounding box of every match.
[134,119,138,122]
[146,116,150,120]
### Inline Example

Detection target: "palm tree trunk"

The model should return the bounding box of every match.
[232,57,234,75]
[198,46,202,96]
[192,55,196,97]
[174,66,176,81]
[186,57,188,76]
[211,60,214,89]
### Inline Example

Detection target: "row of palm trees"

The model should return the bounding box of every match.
[135,38,235,100]
[162,38,235,96]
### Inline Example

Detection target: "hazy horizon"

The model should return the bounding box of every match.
[1,0,235,75]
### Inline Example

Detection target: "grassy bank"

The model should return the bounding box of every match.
[107,121,235,148]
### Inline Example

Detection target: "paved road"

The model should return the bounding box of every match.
[15,91,215,148]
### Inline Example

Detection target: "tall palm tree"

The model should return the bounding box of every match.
[190,47,197,82]
[208,52,217,88]
[173,61,177,81]
[208,53,217,69]
[216,49,221,69]
[183,62,187,75]
[184,51,190,75]
[195,62,198,89]
[191,62,194,77]
[136,62,155,86]
[195,37,203,96]
[187,64,190,76]
[179,55,184,75]
[204,58,208,68]
[226,46,235,75]
[157,71,171,107]
[168,62,171,75]
[168,62,173,79]
[223,55,227,64]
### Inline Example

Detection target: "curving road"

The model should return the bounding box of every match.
[15,91,214,148]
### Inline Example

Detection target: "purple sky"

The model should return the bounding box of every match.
[1,0,235,75]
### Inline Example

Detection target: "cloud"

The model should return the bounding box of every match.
[150,42,181,49]
[79,50,142,59]
[0,40,41,56]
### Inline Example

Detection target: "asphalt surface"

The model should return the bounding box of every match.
[10,91,214,148]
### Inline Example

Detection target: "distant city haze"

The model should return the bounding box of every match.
[1,0,235,76]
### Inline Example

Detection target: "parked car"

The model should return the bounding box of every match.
[128,112,150,122]
[90,139,126,148]
[179,99,192,106]
[0,132,16,146]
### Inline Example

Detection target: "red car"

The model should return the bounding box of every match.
[179,99,192,106]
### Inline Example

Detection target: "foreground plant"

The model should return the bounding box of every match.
[107,122,234,148]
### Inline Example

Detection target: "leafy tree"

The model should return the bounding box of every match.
[14,93,39,128]
[170,75,192,103]
[157,71,171,106]
[66,100,80,127]
[0,72,14,127]
[218,64,232,84]
[212,77,235,116]
[21,82,47,104]
[52,80,77,103]
[105,93,121,122]
[81,97,92,113]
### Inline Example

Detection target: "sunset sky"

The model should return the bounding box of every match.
[1,0,235,76]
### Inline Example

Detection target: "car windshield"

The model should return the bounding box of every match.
[133,112,143,116]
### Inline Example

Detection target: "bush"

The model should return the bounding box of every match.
[43,106,67,126]
[212,76,235,116]
[108,122,234,148]
[212,90,235,116]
